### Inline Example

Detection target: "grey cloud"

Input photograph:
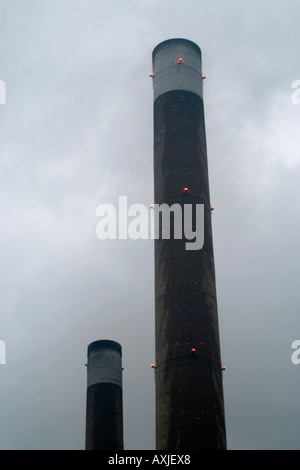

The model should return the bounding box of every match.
[1,0,300,450]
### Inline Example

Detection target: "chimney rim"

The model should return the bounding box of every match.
[152,38,201,60]
[87,340,122,357]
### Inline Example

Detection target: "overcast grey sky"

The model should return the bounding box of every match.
[1,0,300,450]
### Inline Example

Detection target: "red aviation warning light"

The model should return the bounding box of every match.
[221,365,226,371]
[191,348,197,355]
[210,206,214,211]
[177,57,185,64]
[151,363,156,369]
[183,187,189,193]
[149,73,155,78]
[202,75,207,79]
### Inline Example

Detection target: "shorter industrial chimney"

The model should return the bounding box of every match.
[85,340,124,450]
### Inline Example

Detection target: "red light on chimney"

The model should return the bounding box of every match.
[177,58,184,64]
[183,187,189,193]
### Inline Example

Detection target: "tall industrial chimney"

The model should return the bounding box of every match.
[85,340,124,450]
[152,38,226,450]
